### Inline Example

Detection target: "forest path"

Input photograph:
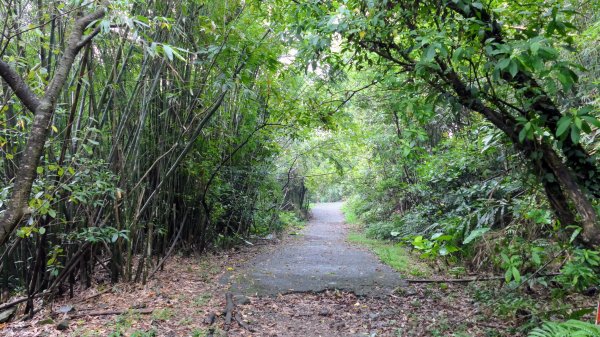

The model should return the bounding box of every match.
[225,202,403,296]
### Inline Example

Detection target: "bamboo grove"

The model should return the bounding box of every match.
[1,0,600,330]
[0,0,311,312]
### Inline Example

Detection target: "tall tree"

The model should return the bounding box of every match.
[290,0,600,245]
[0,6,105,245]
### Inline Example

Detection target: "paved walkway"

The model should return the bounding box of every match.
[228,202,403,296]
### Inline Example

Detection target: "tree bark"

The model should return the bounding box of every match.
[445,0,600,197]
[437,63,600,246]
[0,8,106,246]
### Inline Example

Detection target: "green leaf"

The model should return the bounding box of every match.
[48,209,56,218]
[570,125,580,143]
[556,116,571,137]
[508,60,518,77]
[511,267,521,282]
[423,45,436,62]
[574,117,582,129]
[38,227,46,235]
[530,41,540,55]
[463,227,490,244]
[532,252,541,265]
[37,166,44,174]
[496,58,511,70]
[570,227,582,243]
[452,47,464,64]
[581,116,600,127]
[163,44,174,61]
[518,126,528,143]
[439,246,449,256]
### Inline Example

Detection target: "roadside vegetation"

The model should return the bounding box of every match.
[0,0,599,336]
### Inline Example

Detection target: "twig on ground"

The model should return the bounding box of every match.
[69,308,153,318]
[73,288,112,304]
[406,273,560,284]
[235,312,256,332]
[224,292,234,330]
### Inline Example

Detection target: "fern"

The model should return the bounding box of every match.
[528,320,600,337]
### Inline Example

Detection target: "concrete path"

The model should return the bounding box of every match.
[227,202,403,297]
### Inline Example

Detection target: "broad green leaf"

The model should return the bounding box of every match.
[463,227,490,244]
[496,57,511,70]
[163,44,174,61]
[508,60,518,77]
[530,41,540,55]
[556,116,571,137]
[581,116,600,127]
[512,267,521,282]
[570,126,581,143]
[423,45,436,62]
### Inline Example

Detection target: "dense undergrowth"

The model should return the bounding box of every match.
[288,1,600,333]
[338,120,600,334]
[0,0,599,335]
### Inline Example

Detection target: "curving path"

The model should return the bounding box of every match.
[227,202,403,297]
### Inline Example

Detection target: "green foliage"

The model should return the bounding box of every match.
[557,249,600,291]
[347,231,430,277]
[408,233,460,259]
[277,211,305,231]
[528,320,600,337]
[501,253,523,283]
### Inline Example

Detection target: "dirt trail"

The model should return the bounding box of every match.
[225,202,403,296]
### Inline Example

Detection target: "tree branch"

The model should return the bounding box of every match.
[0,61,41,113]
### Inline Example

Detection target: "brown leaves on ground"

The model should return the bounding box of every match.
[1,236,593,337]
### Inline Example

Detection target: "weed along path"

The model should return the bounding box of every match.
[217,203,513,336]
[225,202,403,296]
[4,202,520,336]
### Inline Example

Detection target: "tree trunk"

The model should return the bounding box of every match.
[0,9,105,246]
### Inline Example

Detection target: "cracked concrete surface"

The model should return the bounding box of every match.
[226,202,404,297]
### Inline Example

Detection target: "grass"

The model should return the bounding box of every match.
[347,231,431,277]
[151,308,173,321]
[342,202,431,277]
[341,202,359,225]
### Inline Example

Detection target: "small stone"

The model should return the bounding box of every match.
[233,295,251,305]
[57,305,74,313]
[56,319,70,331]
[396,287,417,297]
[318,309,331,317]
[0,307,17,323]
[331,322,345,330]
[130,303,147,309]
[37,318,55,325]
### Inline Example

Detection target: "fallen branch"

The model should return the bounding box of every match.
[235,312,255,332]
[69,308,153,318]
[406,273,560,284]
[224,292,234,331]
[0,291,51,311]
[73,288,112,304]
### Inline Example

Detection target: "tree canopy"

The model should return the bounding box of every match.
[0,0,599,334]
